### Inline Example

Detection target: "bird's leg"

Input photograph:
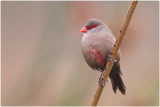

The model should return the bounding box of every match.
[99,70,106,87]
[98,53,116,87]
[107,53,117,63]
[99,69,109,87]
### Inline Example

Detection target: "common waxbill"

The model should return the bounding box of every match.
[80,18,126,95]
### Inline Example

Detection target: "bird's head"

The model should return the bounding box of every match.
[80,18,110,34]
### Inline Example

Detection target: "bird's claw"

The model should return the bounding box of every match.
[107,53,117,63]
[98,77,109,87]
[98,70,106,87]
[99,77,106,87]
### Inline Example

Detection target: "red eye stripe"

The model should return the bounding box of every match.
[92,24,98,28]
[86,26,90,29]
[86,24,98,30]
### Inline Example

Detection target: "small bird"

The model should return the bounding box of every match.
[80,18,126,95]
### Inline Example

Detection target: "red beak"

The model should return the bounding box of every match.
[80,27,87,33]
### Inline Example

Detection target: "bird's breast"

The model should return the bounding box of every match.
[81,34,107,70]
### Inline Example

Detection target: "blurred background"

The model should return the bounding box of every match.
[2,1,159,106]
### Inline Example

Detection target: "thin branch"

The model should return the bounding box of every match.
[91,1,138,106]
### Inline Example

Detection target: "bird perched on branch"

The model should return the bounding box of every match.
[80,18,126,95]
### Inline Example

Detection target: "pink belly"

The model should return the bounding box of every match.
[91,48,105,66]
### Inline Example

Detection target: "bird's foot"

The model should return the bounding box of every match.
[99,78,105,87]
[107,53,117,63]
[98,70,106,87]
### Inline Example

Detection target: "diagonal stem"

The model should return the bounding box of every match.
[91,1,138,106]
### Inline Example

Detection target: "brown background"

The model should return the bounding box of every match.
[2,1,159,106]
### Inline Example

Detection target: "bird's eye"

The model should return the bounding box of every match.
[86,24,98,30]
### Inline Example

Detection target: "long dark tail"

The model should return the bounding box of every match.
[109,62,126,95]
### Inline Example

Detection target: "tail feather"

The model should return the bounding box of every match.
[109,62,126,95]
